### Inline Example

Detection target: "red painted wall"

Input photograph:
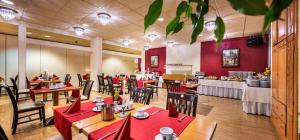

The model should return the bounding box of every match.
[145,47,166,75]
[201,36,269,77]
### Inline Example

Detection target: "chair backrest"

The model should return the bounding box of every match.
[97,75,104,86]
[0,125,8,140]
[130,87,152,105]
[26,76,30,89]
[64,74,71,84]
[166,92,198,117]
[82,80,94,99]
[10,78,18,95]
[14,74,18,84]
[165,81,180,93]
[107,76,114,92]
[129,75,136,80]
[4,86,18,117]
[77,74,82,82]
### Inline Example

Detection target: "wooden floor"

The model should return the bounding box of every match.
[0,89,278,140]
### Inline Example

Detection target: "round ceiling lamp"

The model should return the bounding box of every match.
[204,20,217,31]
[122,39,130,47]
[0,6,18,21]
[147,33,158,42]
[73,27,85,36]
[1,0,14,5]
[97,12,111,25]
[166,41,174,48]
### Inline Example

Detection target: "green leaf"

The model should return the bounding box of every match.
[227,0,268,15]
[173,22,184,34]
[144,0,163,32]
[176,1,188,17]
[190,17,204,44]
[262,0,293,34]
[214,17,225,47]
[186,4,192,19]
[200,0,209,17]
[191,14,198,28]
[166,17,180,36]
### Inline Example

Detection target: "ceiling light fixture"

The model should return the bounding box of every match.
[97,12,111,25]
[82,23,89,27]
[0,6,18,20]
[147,33,157,42]
[45,35,51,38]
[26,32,32,35]
[73,27,85,36]
[198,34,203,37]
[157,17,164,22]
[204,21,217,31]
[122,39,130,47]
[1,0,14,5]
[166,41,174,48]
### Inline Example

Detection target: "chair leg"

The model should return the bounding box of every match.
[11,115,15,129]
[12,114,18,134]
[39,109,42,121]
[42,107,46,126]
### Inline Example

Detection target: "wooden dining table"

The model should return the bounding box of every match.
[54,103,217,140]
[32,86,81,106]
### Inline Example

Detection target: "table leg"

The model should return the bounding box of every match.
[43,93,48,101]
[52,92,59,106]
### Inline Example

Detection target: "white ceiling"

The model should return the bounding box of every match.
[0,0,265,49]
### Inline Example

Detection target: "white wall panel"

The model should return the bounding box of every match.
[0,34,5,83]
[6,35,18,84]
[26,44,41,79]
[102,54,135,76]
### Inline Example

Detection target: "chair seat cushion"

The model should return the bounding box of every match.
[18,89,30,93]
[18,100,44,112]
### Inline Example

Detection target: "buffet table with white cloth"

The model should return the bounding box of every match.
[242,85,271,116]
[197,79,271,116]
[197,79,244,99]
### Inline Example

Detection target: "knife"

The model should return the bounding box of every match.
[178,115,187,122]
[150,109,164,116]
[98,131,117,140]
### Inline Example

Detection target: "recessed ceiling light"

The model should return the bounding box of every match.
[198,34,203,37]
[45,35,51,38]
[166,41,174,48]
[82,23,89,27]
[1,0,14,5]
[73,27,85,36]
[97,12,111,25]
[147,33,158,42]
[158,17,164,22]
[204,21,217,31]
[0,6,18,20]
[26,32,32,35]
[122,39,130,47]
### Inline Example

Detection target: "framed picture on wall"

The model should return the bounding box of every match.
[150,55,159,68]
[222,48,240,68]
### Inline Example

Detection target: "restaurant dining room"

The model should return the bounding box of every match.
[0,0,299,140]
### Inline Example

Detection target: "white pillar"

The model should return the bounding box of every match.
[141,50,145,73]
[18,23,26,89]
[90,37,102,91]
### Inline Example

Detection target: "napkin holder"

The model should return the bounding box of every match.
[101,104,115,121]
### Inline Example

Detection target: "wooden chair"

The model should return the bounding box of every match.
[129,75,136,80]
[4,86,46,134]
[66,80,94,103]
[0,125,8,140]
[77,74,86,87]
[107,76,121,95]
[63,74,72,97]
[165,81,180,93]
[130,87,152,105]
[97,75,108,93]
[146,80,159,97]
[10,78,30,101]
[166,92,198,117]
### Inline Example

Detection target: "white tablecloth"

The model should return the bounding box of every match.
[197,79,272,116]
[197,79,244,99]
[242,85,271,116]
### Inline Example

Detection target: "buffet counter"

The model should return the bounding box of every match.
[197,79,271,116]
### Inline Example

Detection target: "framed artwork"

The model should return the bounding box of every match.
[222,48,240,68]
[150,55,159,68]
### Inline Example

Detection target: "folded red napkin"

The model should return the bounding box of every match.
[33,83,42,90]
[168,101,179,117]
[31,76,38,81]
[148,77,150,80]
[65,82,73,87]
[65,98,81,114]
[113,113,131,140]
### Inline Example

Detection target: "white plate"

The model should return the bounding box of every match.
[133,112,149,119]
[154,134,178,140]
[92,107,102,112]
[92,99,104,103]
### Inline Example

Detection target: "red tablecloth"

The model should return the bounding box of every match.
[54,97,115,140]
[137,80,143,88]
[88,107,195,140]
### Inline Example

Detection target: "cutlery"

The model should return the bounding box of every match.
[98,131,117,140]
[150,109,164,116]
[67,111,91,118]
[177,115,187,122]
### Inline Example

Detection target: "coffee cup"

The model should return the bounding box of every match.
[160,127,174,140]
[136,107,145,117]
[95,96,102,102]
